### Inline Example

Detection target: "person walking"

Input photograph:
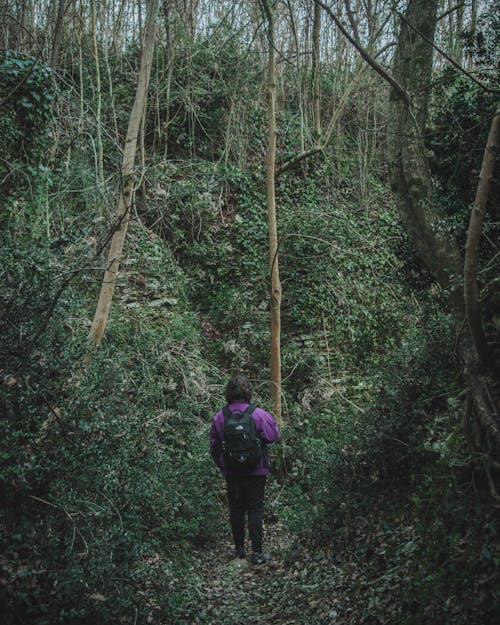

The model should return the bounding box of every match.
[210,374,280,564]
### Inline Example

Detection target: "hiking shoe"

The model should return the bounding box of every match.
[251,552,271,565]
[235,546,246,559]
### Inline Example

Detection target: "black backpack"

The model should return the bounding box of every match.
[222,405,262,473]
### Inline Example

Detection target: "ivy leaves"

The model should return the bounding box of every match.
[0,52,55,232]
[0,53,54,132]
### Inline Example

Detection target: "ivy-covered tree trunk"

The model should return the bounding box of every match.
[388,0,463,305]
[388,0,500,486]
[89,0,160,345]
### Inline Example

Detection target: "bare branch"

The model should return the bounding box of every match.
[394,8,499,94]
[315,0,409,103]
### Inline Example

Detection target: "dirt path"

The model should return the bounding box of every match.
[194,520,343,625]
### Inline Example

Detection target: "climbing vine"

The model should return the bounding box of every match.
[0,52,54,235]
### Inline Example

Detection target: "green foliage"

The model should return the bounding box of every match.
[277,174,409,360]
[137,161,274,374]
[2,9,499,624]
[276,300,461,539]
[138,161,240,300]
[153,23,262,160]
[0,52,54,235]
[429,71,499,241]
[378,302,456,407]
[140,152,412,373]
[0,52,53,157]
[275,298,500,625]
[279,436,347,538]
[231,177,268,292]
[0,223,224,624]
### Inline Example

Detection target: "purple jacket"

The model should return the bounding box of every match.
[210,401,280,477]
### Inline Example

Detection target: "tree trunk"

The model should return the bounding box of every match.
[50,0,69,68]
[388,0,500,479]
[77,29,84,133]
[312,0,321,140]
[388,0,463,307]
[89,0,160,346]
[91,0,104,186]
[261,0,282,425]
[464,105,500,368]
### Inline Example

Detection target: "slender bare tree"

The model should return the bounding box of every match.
[89,0,160,345]
[464,105,500,368]
[311,0,322,140]
[91,0,104,186]
[50,0,70,68]
[260,0,282,424]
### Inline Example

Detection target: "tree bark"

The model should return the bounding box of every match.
[388,0,500,477]
[91,0,104,186]
[464,105,500,368]
[388,0,463,307]
[312,0,321,140]
[89,0,160,346]
[50,0,70,68]
[260,0,282,425]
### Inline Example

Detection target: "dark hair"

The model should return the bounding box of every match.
[224,374,252,404]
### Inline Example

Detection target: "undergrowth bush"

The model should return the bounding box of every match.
[0,224,225,624]
[276,299,462,539]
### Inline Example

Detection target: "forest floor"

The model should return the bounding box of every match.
[174,487,429,625]
[193,519,343,625]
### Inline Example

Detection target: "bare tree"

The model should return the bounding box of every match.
[260,0,282,424]
[311,0,322,140]
[89,0,160,346]
[90,0,104,186]
[464,105,500,369]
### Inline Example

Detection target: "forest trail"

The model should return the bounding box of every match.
[192,519,343,625]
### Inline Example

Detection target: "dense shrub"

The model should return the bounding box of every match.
[429,71,499,242]
[0,52,54,236]
[0,224,224,624]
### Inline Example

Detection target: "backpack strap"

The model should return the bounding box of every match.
[222,405,232,423]
[243,404,256,417]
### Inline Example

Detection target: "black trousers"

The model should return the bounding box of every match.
[226,475,266,553]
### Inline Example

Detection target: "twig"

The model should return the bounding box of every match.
[101,492,124,530]
[29,495,89,554]
[40,395,67,435]
[437,3,466,23]
[315,0,409,103]
[323,378,366,413]
[322,313,332,380]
